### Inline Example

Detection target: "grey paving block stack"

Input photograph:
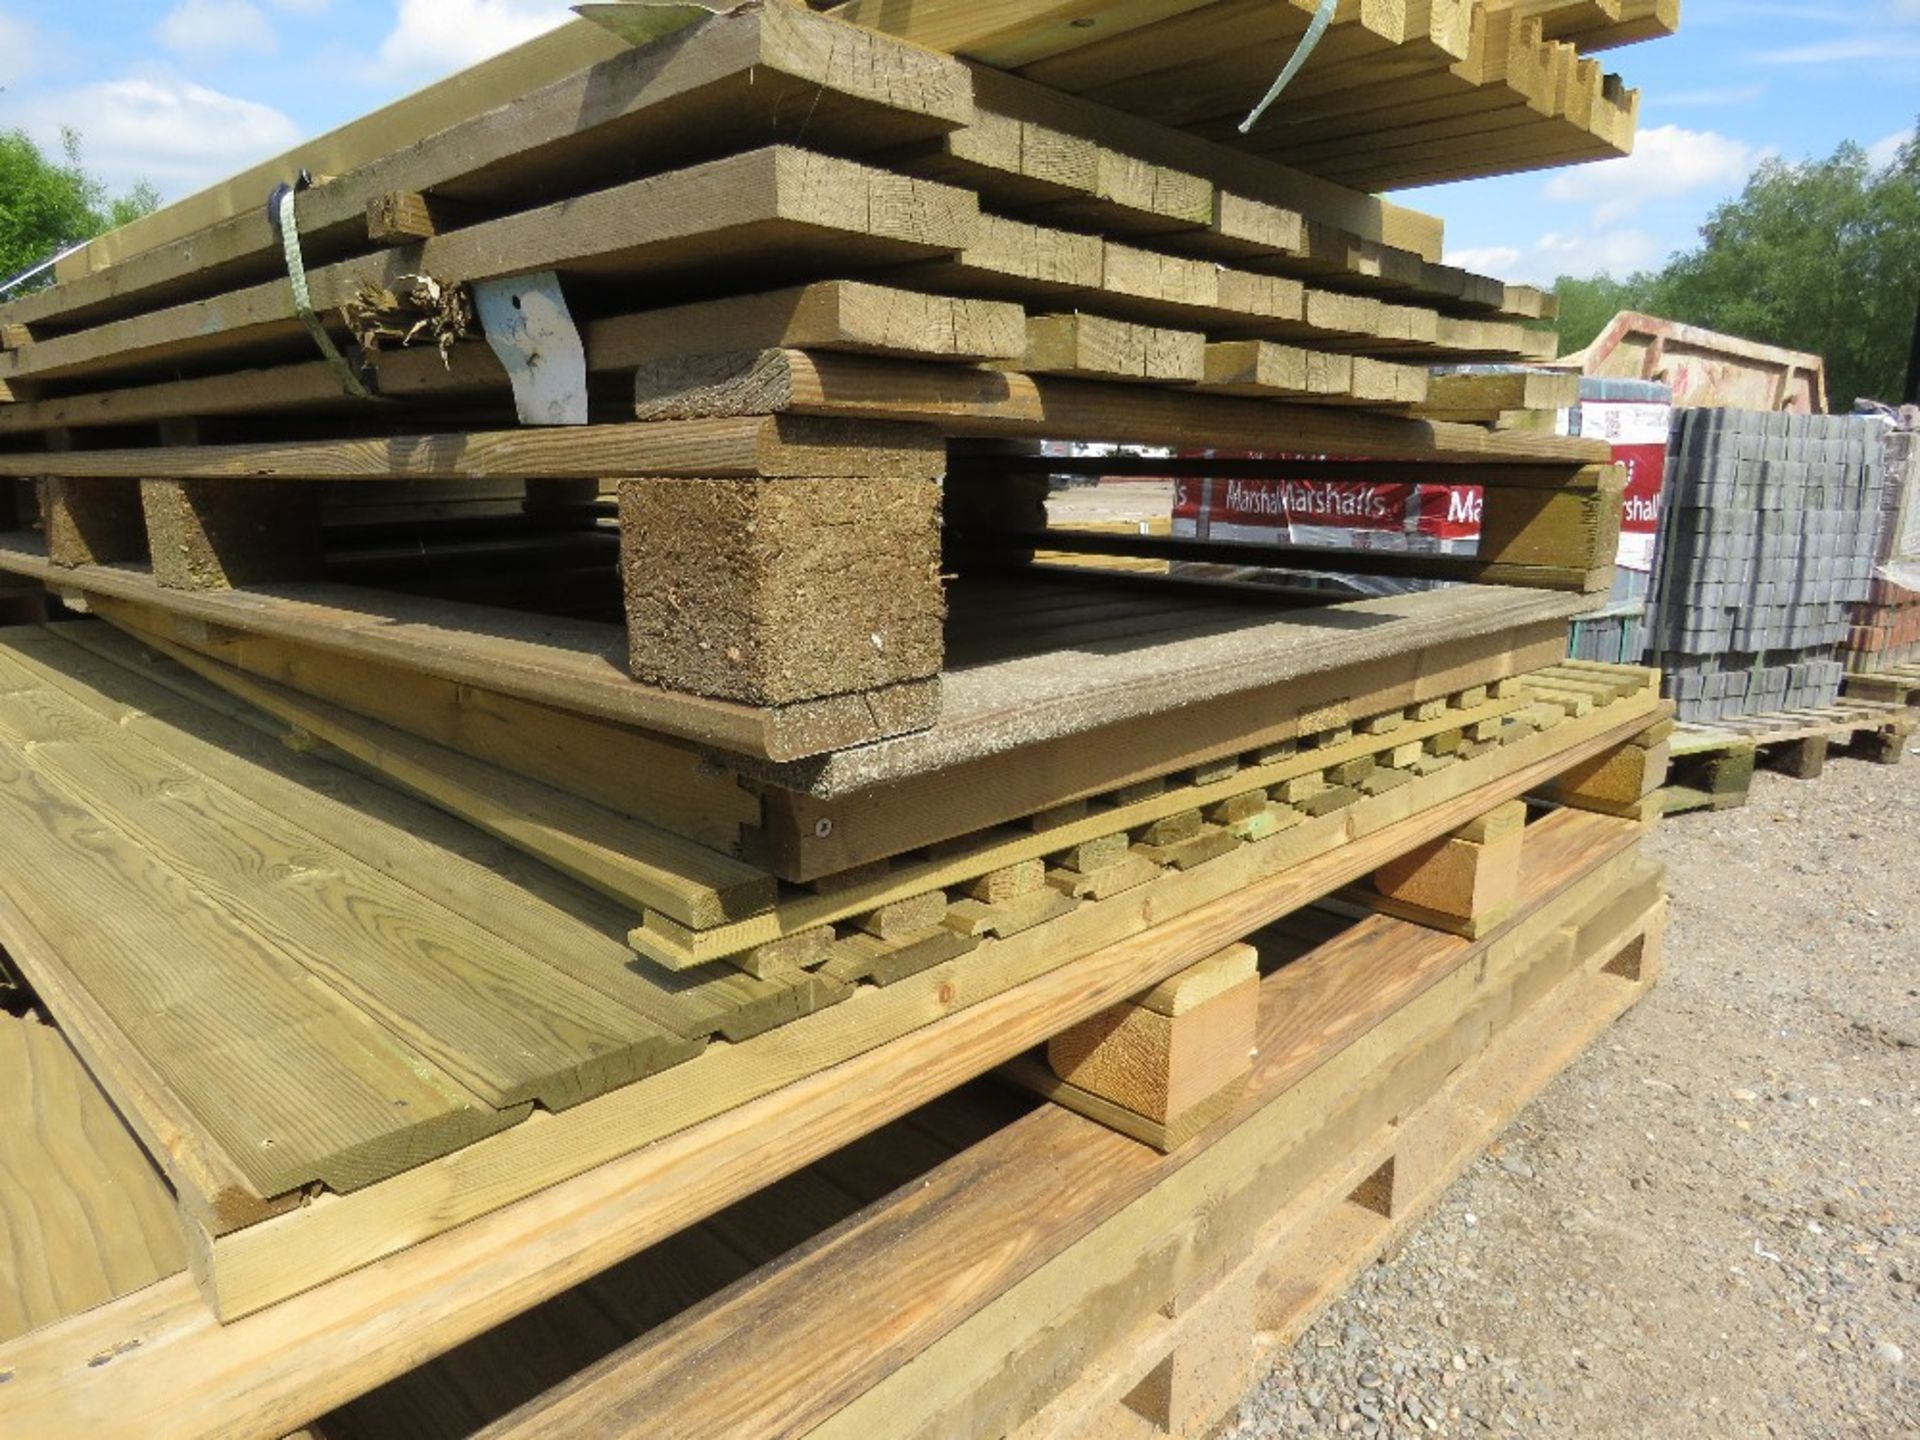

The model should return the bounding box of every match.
[1645,408,1887,723]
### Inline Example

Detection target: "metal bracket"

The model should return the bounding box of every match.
[472,271,590,426]
[572,2,733,49]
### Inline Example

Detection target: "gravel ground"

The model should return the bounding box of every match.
[1228,751,1920,1439]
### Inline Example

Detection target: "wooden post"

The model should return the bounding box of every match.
[619,475,944,707]
[1032,943,1259,1152]
[1368,798,1528,936]
[142,479,325,590]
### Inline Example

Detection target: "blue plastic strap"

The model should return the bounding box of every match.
[1239,0,1340,134]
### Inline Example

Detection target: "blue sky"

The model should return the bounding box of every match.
[0,0,1915,287]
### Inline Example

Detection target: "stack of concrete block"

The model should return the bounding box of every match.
[1646,409,1886,721]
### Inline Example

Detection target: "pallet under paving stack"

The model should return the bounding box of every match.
[0,4,1681,1436]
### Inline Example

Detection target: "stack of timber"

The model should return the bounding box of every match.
[0,0,1666,762]
[0,699,1674,1437]
[0,3,1688,1433]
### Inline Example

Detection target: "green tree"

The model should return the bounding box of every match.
[1550,271,1663,356]
[0,129,159,290]
[1553,122,1920,409]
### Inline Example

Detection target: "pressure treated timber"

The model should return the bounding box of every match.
[190,680,1662,1319]
[0,1012,189,1344]
[0,525,1597,773]
[0,287,1024,440]
[0,148,978,388]
[43,476,148,569]
[1018,313,1206,383]
[0,725,1656,1438]
[0,631,709,1112]
[61,616,759,851]
[112,626,778,930]
[630,349,1613,462]
[658,663,1646,969]
[642,679,1541,969]
[0,540,936,761]
[0,723,524,1203]
[986,905,1667,1440]
[78,566,1575,883]
[1416,368,1580,421]
[450,811,1652,1440]
[1043,942,1259,1129]
[0,417,947,482]
[785,859,1663,1440]
[37,622,823,1054]
[11,3,972,329]
[895,90,1551,324]
[311,860,1659,1438]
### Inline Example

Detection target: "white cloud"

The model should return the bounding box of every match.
[1543,125,1764,226]
[0,13,42,87]
[376,0,577,76]
[1448,230,1665,287]
[156,0,279,58]
[10,74,303,197]
[1443,245,1522,275]
[1867,128,1915,170]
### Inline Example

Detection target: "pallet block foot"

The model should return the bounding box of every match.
[1017,944,1259,1152]
[1363,798,1527,935]
[1762,733,1828,780]
[618,473,944,706]
[143,478,325,590]
[44,477,150,569]
[1542,718,1672,811]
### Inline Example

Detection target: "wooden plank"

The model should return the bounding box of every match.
[1009,898,1667,1440]
[56,618,758,852]
[0,544,935,762]
[630,349,1614,462]
[0,713,521,1200]
[968,64,1447,261]
[16,4,970,321]
[191,684,1660,1319]
[1415,367,1579,419]
[1,149,976,387]
[756,608,1578,878]
[633,683,1551,968]
[41,622,808,1060]
[0,416,947,481]
[0,1013,188,1344]
[116,624,776,931]
[1018,313,1205,382]
[0,287,1022,439]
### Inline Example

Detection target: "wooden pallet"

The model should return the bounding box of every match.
[1664,700,1914,812]
[1843,663,1920,709]
[0,670,1662,1358]
[0,797,1663,1438]
[0,2,1645,760]
[321,820,1664,1440]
